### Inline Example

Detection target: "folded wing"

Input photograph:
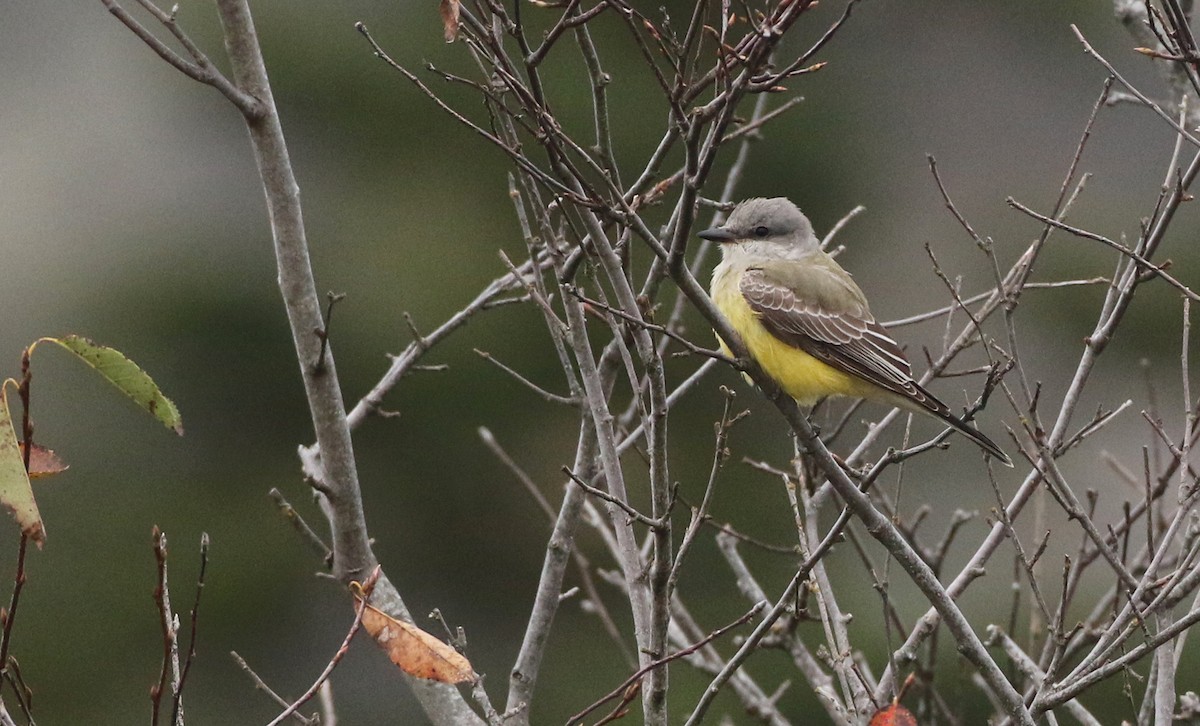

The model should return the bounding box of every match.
[740,261,1012,465]
[740,264,943,411]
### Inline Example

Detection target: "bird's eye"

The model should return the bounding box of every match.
[753,226,769,238]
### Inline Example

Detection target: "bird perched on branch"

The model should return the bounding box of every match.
[702,197,1011,467]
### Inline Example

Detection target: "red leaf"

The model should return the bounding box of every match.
[869,703,917,726]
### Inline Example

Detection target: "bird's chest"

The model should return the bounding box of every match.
[710,260,744,313]
[709,259,867,405]
[710,261,766,355]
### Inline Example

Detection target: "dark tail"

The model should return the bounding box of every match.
[914,384,1013,467]
[940,412,1013,467]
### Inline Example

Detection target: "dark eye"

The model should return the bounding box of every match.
[753,226,769,238]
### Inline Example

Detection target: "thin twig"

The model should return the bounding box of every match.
[269,488,333,566]
[150,527,179,726]
[100,0,262,114]
[562,466,663,529]
[265,568,381,726]
[231,652,316,726]
[475,349,577,405]
[1007,198,1200,301]
[567,603,765,725]
[1071,25,1200,148]
[171,532,210,725]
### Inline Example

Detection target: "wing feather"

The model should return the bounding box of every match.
[736,260,1012,465]
[740,265,945,412]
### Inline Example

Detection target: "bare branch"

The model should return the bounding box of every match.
[265,567,381,726]
[231,652,316,726]
[171,532,210,726]
[101,0,262,115]
[567,603,765,726]
[1071,25,1200,147]
[1007,198,1200,301]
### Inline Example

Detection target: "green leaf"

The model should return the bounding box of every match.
[0,386,44,546]
[46,336,184,435]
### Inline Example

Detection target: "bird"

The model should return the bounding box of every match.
[700,197,1012,467]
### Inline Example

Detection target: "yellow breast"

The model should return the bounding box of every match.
[711,262,880,406]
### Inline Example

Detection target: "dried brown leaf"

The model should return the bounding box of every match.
[440,0,460,42]
[358,599,474,683]
[18,442,68,479]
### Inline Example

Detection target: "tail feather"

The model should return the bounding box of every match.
[911,383,1014,467]
[940,413,1013,467]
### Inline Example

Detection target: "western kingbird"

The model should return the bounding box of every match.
[701,197,1012,466]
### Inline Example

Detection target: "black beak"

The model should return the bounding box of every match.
[698,226,735,243]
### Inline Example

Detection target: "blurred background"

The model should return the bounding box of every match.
[1,0,1197,722]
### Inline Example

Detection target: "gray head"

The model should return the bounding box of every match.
[698,198,818,258]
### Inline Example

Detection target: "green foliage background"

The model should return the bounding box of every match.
[1,1,1197,722]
